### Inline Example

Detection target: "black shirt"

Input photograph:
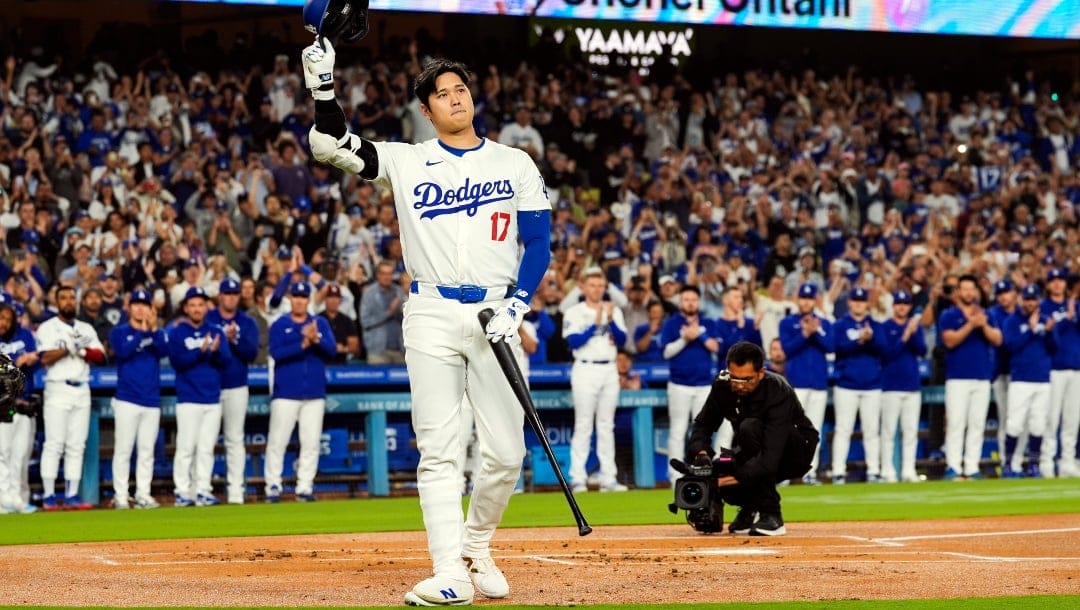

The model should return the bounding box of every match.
[319,310,358,364]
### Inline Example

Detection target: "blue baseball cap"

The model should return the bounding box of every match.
[849,287,869,302]
[129,288,153,305]
[1048,268,1067,281]
[1021,284,1042,300]
[893,290,912,305]
[276,245,293,260]
[219,278,241,294]
[994,279,1015,295]
[798,283,818,299]
[183,286,210,304]
[290,282,312,298]
[347,204,363,217]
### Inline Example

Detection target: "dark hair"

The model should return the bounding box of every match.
[957,274,980,288]
[726,341,765,371]
[56,285,77,300]
[413,59,471,107]
[680,285,701,297]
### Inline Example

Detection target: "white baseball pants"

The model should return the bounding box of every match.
[991,374,1021,470]
[111,399,161,503]
[832,387,882,479]
[1006,381,1049,439]
[570,361,620,487]
[264,398,325,495]
[944,379,991,476]
[403,297,526,581]
[173,402,222,498]
[40,381,91,496]
[1047,369,1080,474]
[221,386,249,502]
[0,415,34,508]
[880,391,921,482]
[666,382,712,483]
[794,388,827,474]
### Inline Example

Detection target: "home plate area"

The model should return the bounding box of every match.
[1,515,1077,606]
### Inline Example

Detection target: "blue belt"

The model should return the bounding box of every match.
[64,380,84,387]
[409,281,512,304]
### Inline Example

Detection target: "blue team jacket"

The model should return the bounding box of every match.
[939,306,995,381]
[880,318,927,392]
[1003,310,1055,383]
[778,313,834,390]
[1041,298,1080,370]
[206,308,260,389]
[833,314,886,390]
[269,314,337,400]
[660,313,719,386]
[167,320,232,404]
[987,304,1014,377]
[109,323,169,408]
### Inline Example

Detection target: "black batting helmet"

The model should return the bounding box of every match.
[302,0,369,44]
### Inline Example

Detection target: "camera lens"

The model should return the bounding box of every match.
[679,481,704,506]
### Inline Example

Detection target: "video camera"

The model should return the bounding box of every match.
[1,395,41,423]
[667,452,735,534]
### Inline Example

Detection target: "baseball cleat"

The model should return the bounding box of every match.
[728,508,758,534]
[64,494,94,510]
[265,485,282,503]
[113,497,130,510]
[464,555,509,599]
[195,493,221,506]
[174,495,196,508]
[404,575,474,606]
[3,502,38,514]
[749,512,786,536]
[134,496,161,509]
[571,482,587,493]
[41,495,60,511]
[599,482,628,492]
[296,492,317,502]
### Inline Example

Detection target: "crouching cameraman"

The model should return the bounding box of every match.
[686,341,819,536]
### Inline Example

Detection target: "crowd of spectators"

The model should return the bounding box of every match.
[0,28,1077,375]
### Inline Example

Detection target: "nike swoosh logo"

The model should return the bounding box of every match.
[425,160,444,166]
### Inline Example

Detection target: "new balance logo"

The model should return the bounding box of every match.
[425,160,444,166]
[439,588,458,599]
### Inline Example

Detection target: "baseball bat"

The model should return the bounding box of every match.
[478,308,592,537]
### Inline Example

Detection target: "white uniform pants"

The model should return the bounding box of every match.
[832,387,882,478]
[1006,381,1049,439]
[403,297,526,580]
[173,402,222,498]
[944,379,991,476]
[0,414,34,508]
[111,399,161,503]
[666,382,714,482]
[570,361,620,487]
[880,391,921,482]
[1047,369,1080,473]
[991,374,1020,469]
[794,388,827,474]
[41,381,91,496]
[221,386,249,502]
[264,398,325,495]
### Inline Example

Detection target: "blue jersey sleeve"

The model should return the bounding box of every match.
[512,210,552,304]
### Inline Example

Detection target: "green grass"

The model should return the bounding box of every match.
[3,478,1077,546]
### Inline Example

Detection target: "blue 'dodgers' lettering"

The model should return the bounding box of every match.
[412,177,515,219]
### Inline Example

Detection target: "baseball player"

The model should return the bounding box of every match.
[879,290,927,483]
[564,267,629,493]
[778,282,834,484]
[167,286,233,507]
[1040,268,1080,478]
[939,274,1002,480]
[206,278,260,504]
[660,285,722,484]
[299,10,551,605]
[36,285,106,510]
[1002,284,1055,478]
[108,289,168,509]
[831,287,886,484]
[264,281,336,502]
[715,286,763,349]
[0,300,40,514]
[987,279,1019,474]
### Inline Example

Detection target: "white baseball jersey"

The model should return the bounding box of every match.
[35,317,104,383]
[563,302,626,362]
[371,138,550,287]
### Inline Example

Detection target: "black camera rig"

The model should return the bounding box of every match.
[667,452,734,533]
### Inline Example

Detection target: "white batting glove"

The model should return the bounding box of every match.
[301,38,336,100]
[309,127,366,174]
[485,299,530,344]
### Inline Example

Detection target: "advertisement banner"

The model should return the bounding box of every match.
[173,0,1080,40]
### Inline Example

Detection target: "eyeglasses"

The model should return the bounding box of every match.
[728,375,757,385]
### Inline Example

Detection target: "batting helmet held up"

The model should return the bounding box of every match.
[303,0,370,44]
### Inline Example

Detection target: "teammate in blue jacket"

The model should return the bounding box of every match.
[108,289,168,509]
[1040,268,1080,478]
[264,281,336,502]
[879,290,927,483]
[0,297,41,514]
[167,286,233,506]
[1003,284,1055,478]
[831,287,888,483]
[778,282,834,483]
[987,279,1018,474]
[939,274,1002,480]
[660,285,722,484]
[715,287,763,349]
[206,278,260,504]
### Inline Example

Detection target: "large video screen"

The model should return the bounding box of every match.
[172,0,1079,40]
